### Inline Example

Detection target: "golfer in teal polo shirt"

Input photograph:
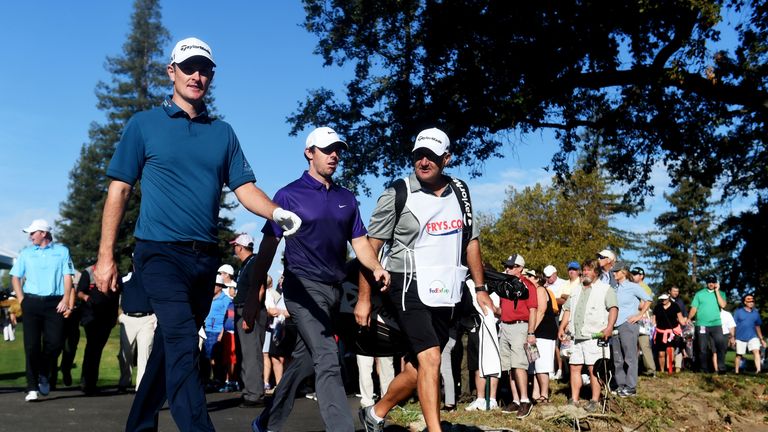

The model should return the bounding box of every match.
[93,37,301,432]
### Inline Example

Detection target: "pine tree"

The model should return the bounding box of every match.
[645,177,717,299]
[57,0,235,271]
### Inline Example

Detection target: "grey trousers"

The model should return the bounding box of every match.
[638,334,656,373]
[263,274,354,432]
[440,336,457,406]
[236,306,267,402]
[611,321,640,390]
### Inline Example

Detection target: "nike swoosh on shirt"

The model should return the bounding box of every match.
[338,204,348,208]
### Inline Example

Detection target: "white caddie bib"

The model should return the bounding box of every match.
[404,177,468,307]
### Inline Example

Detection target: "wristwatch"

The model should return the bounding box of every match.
[475,284,488,292]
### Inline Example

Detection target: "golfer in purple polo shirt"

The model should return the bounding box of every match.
[247,127,390,432]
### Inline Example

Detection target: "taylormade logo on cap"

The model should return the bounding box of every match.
[170,37,216,66]
[412,127,450,156]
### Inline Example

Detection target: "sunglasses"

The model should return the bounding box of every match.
[745,299,755,303]
[597,255,608,260]
[412,150,441,163]
[176,61,214,76]
[317,144,345,155]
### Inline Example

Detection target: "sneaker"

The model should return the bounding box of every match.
[25,391,39,402]
[358,406,385,432]
[464,398,487,411]
[566,398,579,407]
[305,392,317,401]
[618,387,637,397]
[38,375,50,396]
[488,399,499,410]
[552,370,562,380]
[516,401,533,419]
[584,400,601,413]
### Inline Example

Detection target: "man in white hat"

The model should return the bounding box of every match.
[10,219,75,402]
[93,37,301,432]
[248,126,390,432]
[355,127,494,432]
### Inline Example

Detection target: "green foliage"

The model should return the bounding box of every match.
[645,177,717,298]
[480,169,630,272]
[294,1,768,209]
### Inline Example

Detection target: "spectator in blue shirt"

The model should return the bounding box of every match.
[201,275,231,389]
[610,262,651,397]
[10,219,75,402]
[92,37,301,432]
[247,126,390,432]
[733,294,765,374]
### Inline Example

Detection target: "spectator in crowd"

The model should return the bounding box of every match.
[688,275,727,373]
[611,263,651,397]
[530,274,559,404]
[716,307,737,373]
[264,274,289,393]
[558,261,582,380]
[10,219,75,402]
[630,267,656,377]
[230,232,269,407]
[497,254,538,419]
[558,259,618,412]
[77,264,120,395]
[669,286,689,371]
[733,294,765,374]
[201,275,231,390]
[117,265,156,393]
[220,293,238,392]
[652,293,686,374]
[543,264,568,381]
[597,249,618,288]
[218,264,237,299]
[58,270,82,387]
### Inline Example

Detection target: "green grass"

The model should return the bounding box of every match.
[0,323,125,389]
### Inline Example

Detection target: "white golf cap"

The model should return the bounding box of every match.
[229,233,254,248]
[412,128,450,156]
[305,127,348,150]
[217,264,235,275]
[543,265,557,278]
[23,219,52,233]
[170,37,215,66]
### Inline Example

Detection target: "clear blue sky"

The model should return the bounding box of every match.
[1,1,744,283]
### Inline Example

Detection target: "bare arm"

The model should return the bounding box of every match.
[350,236,390,287]
[11,276,23,304]
[94,180,132,293]
[628,300,651,324]
[602,307,619,339]
[233,182,279,220]
[466,238,494,315]
[558,310,571,340]
[534,287,546,329]
[715,286,726,309]
[355,237,385,328]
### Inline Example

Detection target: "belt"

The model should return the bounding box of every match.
[502,320,527,324]
[24,294,59,299]
[125,312,152,318]
[165,240,218,254]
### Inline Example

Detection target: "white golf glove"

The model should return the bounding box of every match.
[273,207,302,238]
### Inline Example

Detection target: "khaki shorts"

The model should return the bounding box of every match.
[736,338,761,355]
[569,339,610,366]
[499,322,529,370]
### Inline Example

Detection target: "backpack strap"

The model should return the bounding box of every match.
[447,177,473,264]
[391,178,408,231]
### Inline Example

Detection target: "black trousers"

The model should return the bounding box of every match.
[57,310,81,384]
[21,295,64,392]
[81,319,116,391]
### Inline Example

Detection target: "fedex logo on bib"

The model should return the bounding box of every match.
[428,280,450,295]
[426,219,463,236]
